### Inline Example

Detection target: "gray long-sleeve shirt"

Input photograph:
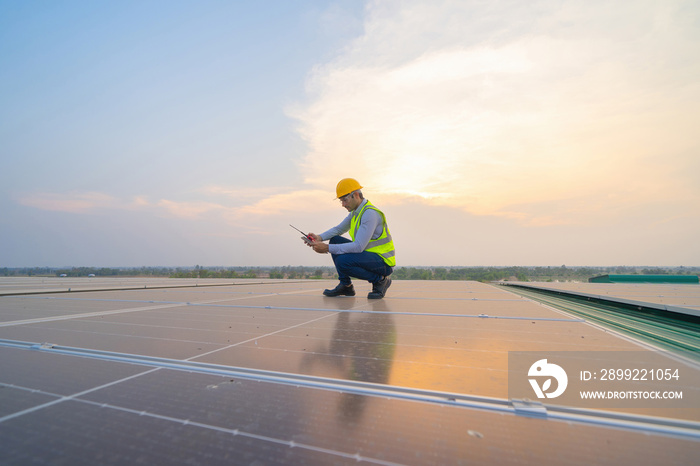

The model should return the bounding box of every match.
[320,199,384,255]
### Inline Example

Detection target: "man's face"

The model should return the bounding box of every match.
[339,191,360,211]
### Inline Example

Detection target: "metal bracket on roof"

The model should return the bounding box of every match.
[511,399,548,419]
[29,342,56,350]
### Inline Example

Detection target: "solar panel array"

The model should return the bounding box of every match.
[1,278,698,464]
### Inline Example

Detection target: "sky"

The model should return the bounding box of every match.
[1,0,699,268]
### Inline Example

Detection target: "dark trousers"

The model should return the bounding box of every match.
[329,236,393,285]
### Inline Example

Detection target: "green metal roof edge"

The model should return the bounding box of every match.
[589,274,699,284]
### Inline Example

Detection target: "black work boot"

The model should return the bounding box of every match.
[323,283,356,297]
[368,277,391,299]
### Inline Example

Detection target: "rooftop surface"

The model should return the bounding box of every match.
[1,278,699,464]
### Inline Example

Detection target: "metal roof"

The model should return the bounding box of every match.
[1,278,699,464]
[589,274,699,284]
[510,281,700,315]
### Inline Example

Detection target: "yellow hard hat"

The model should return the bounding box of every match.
[335,178,363,198]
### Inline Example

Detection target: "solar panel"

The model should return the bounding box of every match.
[1,278,699,464]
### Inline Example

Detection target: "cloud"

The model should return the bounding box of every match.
[234,189,334,216]
[289,0,700,226]
[14,185,337,226]
[155,199,226,219]
[200,185,289,200]
[17,191,121,213]
[16,190,228,220]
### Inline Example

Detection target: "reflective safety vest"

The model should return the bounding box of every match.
[349,201,396,267]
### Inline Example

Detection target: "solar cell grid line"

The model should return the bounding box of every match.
[0,378,407,464]
[0,282,340,366]
[4,344,700,441]
[389,296,526,301]
[186,308,345,361]
[194,284,635,398]
[4,372,679,464]
[5,338,700,439]
[4,298,588,322]
[0,311,348,364]
[72,399,407,466]
[1,282,397,463]
[0,366,161,424]
[0,278,312,297]
[4,278,552,314]
[0,286,320,328]
[0,289,355,433]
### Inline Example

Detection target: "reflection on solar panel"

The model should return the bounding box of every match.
[1,278,699,464]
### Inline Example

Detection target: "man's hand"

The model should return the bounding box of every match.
[306,233,328,254]
[311,242,329,254]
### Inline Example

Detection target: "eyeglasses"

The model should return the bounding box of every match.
[339,192,354,203]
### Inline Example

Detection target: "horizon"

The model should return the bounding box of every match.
[5,264,699,270]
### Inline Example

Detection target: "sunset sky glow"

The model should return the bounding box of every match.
[2,0,699,267]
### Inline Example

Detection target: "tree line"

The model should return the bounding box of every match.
[392,265,699,282]
[2,265,698,282]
